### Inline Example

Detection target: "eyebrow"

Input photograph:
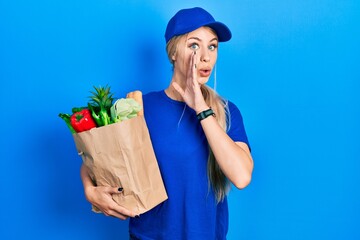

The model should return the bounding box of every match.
[187,37,218,42]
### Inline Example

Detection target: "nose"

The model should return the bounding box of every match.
[200,49,210,62]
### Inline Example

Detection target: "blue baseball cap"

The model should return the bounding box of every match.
[165,7,232,43]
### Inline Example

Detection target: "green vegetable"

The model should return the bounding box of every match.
[87,103,102,126]
[72,107,86,113]
[110,98,142,123]
[58,113,76,134]
[88,85,114,126]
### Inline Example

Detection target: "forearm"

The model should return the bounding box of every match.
[80,164,95,192]
[200,115,254,189]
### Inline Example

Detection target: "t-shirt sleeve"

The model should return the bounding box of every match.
[226,101,251,150]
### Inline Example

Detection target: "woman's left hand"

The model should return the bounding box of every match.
[172,51,209,113]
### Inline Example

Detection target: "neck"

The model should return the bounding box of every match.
[165,70,187,101]
[165,82,184,102]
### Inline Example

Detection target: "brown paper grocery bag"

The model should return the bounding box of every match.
[72,115,168,215]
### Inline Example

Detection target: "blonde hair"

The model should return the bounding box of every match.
[166,35,230,203]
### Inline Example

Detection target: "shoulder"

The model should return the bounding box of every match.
[142,90,170,116]
[224,99,243,120]
[225,100,238,112]
[143,90,162,100]
[223,99,250,146]
[143,90,165,105]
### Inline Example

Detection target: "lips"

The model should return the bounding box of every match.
[199,68,211,78]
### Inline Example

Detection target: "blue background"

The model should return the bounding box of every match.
[1,0,359,239]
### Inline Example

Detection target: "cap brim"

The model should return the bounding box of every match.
[205,21,232,42]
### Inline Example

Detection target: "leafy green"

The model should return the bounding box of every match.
[110,98,142,123]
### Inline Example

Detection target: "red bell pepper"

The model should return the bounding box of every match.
[70,109,97,133]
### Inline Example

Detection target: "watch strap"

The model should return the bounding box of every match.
[197,108,215,121]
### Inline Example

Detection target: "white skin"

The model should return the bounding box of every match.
[80,26,253,220]
[167,26,253,187]
[166,27,219,110]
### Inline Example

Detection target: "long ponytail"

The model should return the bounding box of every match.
[201,85,230,203]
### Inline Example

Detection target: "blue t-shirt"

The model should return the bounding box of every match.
[129,90,249,240]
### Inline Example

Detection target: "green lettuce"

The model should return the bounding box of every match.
[110,98,142,123]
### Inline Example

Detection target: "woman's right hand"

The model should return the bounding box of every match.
[80,164,137,220]
[84,185,136,220]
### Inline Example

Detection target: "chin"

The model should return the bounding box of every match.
[197,76,210,85]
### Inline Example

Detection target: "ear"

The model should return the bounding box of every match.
[171,52,176,61]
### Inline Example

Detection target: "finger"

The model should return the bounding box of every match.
[102,207,128,220]
[103,186,123,194]
[114,187,124,194]
[187,51,195,80]
[193,50,197,70]
[112,204,137,219]
[191,51,198,84]
[98,199,136,220]
[106,191,137,218]
[108,209,129,220]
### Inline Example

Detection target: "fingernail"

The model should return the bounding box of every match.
[118,187,123,192]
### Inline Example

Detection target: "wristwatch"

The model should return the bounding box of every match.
[197,108,216,121]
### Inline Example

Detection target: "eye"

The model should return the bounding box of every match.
[189,43,199,50]
[208,44,218,51]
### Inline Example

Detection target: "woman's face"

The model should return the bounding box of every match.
[172,27,218,85]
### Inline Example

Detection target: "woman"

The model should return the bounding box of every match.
[81,7,253,239]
